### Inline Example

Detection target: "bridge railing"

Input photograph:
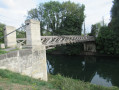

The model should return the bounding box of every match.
[16,35,95,47]
[41,36,95,46]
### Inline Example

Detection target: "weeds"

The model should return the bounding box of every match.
[0,69,118,90]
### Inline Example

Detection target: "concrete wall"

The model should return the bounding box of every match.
[0,46,47,81]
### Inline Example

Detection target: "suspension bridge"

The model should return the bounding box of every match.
[0,19,96,81]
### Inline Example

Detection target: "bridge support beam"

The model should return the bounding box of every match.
[25,19,47,81]
[4,26,16,48]
[84,42,96,52]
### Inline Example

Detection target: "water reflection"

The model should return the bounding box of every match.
[47,54,119,87]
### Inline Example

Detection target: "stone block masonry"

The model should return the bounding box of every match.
[4,26,16,48]
[0,46,47,81]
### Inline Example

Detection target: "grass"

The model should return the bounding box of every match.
[0,48,19,55]
[0,50,7,55]
[0,69,118,90]
[0,69,54,90]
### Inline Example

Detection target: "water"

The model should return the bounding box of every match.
[47,54,119,87]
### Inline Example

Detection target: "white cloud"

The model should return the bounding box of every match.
[0,0,37,28]
[77,0,113,32]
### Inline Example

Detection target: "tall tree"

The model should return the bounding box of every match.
[58,1,85,35]
[27,1,85,35]
[43,1,61,35]
[89,23,101,37]
[27,4,45,35]
[110,0,119,35]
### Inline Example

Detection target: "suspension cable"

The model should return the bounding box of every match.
[0,23,29,40]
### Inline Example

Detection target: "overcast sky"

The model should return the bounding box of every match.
[0,0,113,32]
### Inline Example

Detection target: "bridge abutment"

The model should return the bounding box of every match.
[1,19,48,81]
[24,19,48,81]
[84,42,96,52]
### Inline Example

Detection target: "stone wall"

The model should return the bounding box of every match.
[0,46,47,81]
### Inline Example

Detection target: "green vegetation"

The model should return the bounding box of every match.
[110,0,119,36]
[89,23,101,37]
[95,0,119,55]
[0,50,7,55]
[47,43,84,55]
[0,23,5,43]
[0,69,118,90]
[0,69,54,90]
[96,26,119,55]
[28,1,85,36]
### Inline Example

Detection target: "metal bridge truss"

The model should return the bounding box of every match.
[17,36,95,49]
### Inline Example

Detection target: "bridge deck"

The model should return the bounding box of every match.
[17,36,95,48]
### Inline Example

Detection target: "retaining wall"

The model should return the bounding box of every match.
[0,46,47,81]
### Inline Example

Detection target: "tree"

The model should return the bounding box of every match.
[89,25,97,37]
[0,23,5,43]
[110,0,119,35]
[57,1,85,35]
[27,4,45,35]
[58,1,85,35]
[96,26,119,55]
[95,0,119,55]
[89,23,101,37]
[27,1,85,36]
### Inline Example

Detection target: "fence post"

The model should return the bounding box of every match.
[4,26,16,48]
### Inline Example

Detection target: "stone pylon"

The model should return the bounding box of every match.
[4,26,16,48]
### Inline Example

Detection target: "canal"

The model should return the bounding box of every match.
[47,54,119,87]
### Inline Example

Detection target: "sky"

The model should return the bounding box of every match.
[0,0,113,33]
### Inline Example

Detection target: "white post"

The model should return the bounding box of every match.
[4,26,16,48]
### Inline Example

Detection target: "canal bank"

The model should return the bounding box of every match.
[0,69,118,90]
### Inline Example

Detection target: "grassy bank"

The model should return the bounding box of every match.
[0,69,118,90]
[0,50,7,55]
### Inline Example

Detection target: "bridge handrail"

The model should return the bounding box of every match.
[16,36,95,40]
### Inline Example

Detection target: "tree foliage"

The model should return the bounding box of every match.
[27,1,85,36]
[110,0,119,35]
[96,0,119,55]
[89,23,101,37]
[96,26,119,55]
[0,23,5,43]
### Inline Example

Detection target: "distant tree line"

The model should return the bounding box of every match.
[89,0,119,55]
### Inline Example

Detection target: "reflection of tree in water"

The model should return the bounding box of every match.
[47,54,119,87]
[47,55,97,82]
[96,57,119,87]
